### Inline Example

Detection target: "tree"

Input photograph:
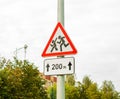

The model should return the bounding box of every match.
[82,76,92,89]
[0,58,48,99]
[100,80,120,99]
[86,83,100,99]
[46,75,120,99]
[77,76,101,99]
[78,76,93,99]
[65,84,80,99]
[66,74,75,86]
[0,57,8,69]
[48,83,56,99]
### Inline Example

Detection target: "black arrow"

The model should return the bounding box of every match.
[46,64,50,72]
[68,62,72,70]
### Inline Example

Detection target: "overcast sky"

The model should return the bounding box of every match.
[0,0,120,91]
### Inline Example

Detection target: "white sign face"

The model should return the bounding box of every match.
[44,57,75,75]
[46,28,72,53]
[41,22,77,57]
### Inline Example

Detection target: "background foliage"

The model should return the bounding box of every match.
[0,57,120,99]
[0,57,48,99]
[48,75,120,99]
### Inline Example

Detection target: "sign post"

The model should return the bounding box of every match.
[57,0,65,99]
[42,0,77,99]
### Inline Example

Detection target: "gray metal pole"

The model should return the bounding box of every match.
[57,0,64,25]
[57,75,65,99]
[57,0,65,99]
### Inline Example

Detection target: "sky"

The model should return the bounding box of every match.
[0,0,120,91]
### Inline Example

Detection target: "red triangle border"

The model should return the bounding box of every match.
[42,22,77,57]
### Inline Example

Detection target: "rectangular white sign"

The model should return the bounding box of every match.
[44,57,75,75]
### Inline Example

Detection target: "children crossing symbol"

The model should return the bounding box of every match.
[42,22,77,57]
[50,35,69,52]
[50,38,58,52]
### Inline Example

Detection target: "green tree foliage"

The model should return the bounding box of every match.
[1,57,120,99]
[82,76,92,89]
[0,58,48,99]
[48,83,80,99]
[65,84,80,99]
[47,83,56,99]
[100,80,120,99]
[47,75,120,99]
[66,74,75,86]
[0,57,8,69]
[86,83,101,99]
[80,76,100,99]
[65,76,120,99]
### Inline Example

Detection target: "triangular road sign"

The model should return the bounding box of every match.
[42,22,77,57]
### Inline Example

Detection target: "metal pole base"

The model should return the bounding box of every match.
[57,75,65,99]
